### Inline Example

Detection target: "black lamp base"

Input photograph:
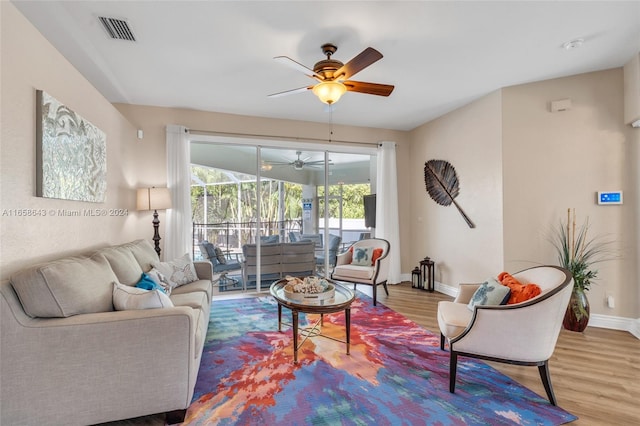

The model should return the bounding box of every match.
[152,209,161,258]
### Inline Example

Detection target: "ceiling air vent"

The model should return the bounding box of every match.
[99,16,136,41]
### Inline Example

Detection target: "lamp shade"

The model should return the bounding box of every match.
[136,187,172,211]
[312,81,347,104]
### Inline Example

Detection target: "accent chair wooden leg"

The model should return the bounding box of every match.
[382,280,389,295]
[372,283,377,306]
[166,409,187,425]
[538,360,557,406]
[440,333,445,350]
[449,351,458,393]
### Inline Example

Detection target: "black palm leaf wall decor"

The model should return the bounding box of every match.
[424,159,475,228]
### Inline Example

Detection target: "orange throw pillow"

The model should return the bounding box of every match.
[371,248,384,265]
[497,272,542,304]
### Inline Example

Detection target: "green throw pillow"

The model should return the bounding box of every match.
[467,278,511,311]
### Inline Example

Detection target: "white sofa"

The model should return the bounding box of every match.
[0,239,212,426]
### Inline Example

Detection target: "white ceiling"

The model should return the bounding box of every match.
[13,1,640,131]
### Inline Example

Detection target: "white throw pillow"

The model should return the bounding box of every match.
[152,253,199,287]
[112,282,174,310]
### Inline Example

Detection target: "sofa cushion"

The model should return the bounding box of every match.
[171,279,212,304]
[113,282,173,310]
[152,253,199,287]
[333,264,376,280]
[170,291,208,310]
[99,246,144,286]
[124,239,159,272]
[438,300,473,340]
[467,278,511,310]
[10,253,117,318]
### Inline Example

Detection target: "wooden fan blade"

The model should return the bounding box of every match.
[343,80,394,97]
[274,56,324,80]
[334,47,383,80]
[268,86,313,98]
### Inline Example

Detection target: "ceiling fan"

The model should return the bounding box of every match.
[263,151,332,171]
[269,43,394,105]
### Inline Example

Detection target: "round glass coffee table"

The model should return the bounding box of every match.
[270,277,355,363]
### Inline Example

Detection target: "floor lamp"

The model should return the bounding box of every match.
[136,187,172,258]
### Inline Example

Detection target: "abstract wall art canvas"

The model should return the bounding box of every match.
[36,90,107,202]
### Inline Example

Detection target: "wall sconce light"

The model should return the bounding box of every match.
[136,187,172,257]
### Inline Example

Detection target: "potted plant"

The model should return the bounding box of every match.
[550,208,615,332]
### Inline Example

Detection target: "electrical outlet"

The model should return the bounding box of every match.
[606,294,615,309]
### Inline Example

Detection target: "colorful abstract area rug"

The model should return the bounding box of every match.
[185,294,577,425]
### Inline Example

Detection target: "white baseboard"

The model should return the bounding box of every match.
[435,281,458,298]
[590,314,640,338]
[631,319,640,339]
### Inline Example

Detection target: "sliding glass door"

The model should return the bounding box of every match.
[190,141,375,293]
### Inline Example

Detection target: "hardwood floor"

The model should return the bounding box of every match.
[104,283,639,425]
[376,282,640,426]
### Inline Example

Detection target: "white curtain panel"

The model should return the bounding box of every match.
[376,141,402,284]
[165,125,192,261]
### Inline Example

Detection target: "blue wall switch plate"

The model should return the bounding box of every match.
[597,191,623,205]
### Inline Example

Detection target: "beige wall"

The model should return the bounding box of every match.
[0,2,148,279]
[502,69,638,318]
[408,68,637,319]
[409,91,505,287]
[113,104,413,277]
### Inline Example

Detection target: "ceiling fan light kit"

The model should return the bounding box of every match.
[312,80,347,104]
[270,43,394,105]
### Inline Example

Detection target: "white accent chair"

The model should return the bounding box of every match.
[437,265,573,405]
[331,238,390,306]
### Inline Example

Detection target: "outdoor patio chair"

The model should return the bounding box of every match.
[315,233,342,268]
[199,241,242,288]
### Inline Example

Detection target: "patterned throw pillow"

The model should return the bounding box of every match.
[467,278,511,311]
[145,268,175,295]
[152,253,199,287]
[351,247,373,266]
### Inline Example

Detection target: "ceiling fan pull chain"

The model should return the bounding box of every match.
[329,107,333,143]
